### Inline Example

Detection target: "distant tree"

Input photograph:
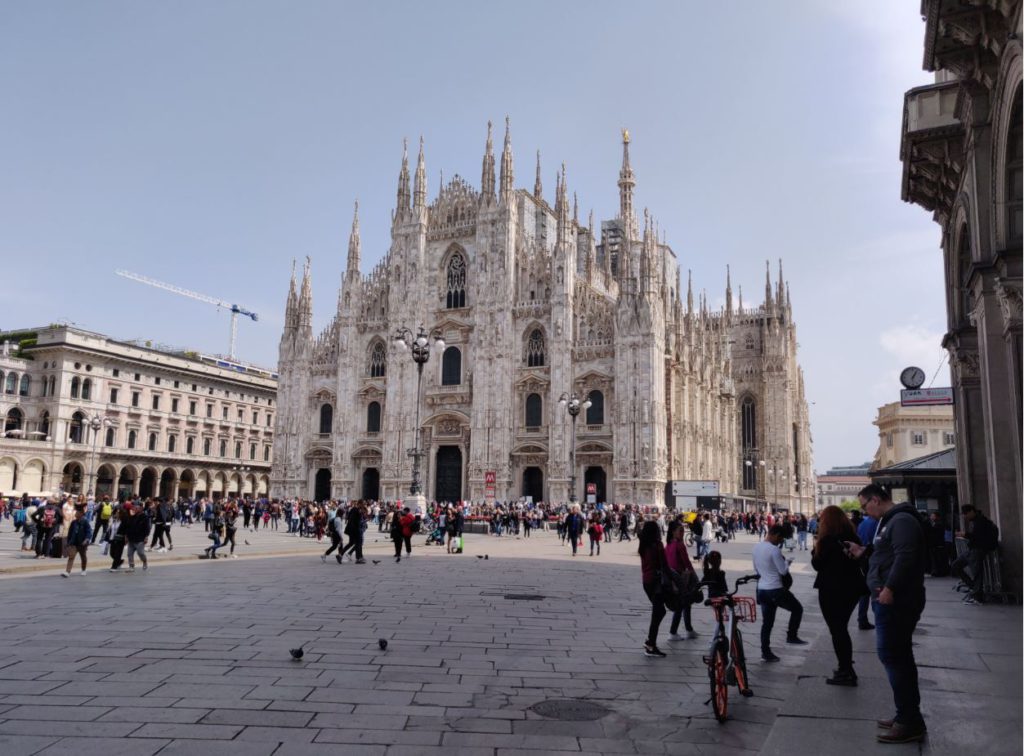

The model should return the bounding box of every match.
[839,499,861,513]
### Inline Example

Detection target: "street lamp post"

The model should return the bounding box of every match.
[558,391,591,504]
[232,465,251,500]
[393,325,445,508]
[85,414,116,497]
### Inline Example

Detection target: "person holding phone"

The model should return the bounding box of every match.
[811,505,868,686]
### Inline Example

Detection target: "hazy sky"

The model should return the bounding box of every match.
[1,1,949,472]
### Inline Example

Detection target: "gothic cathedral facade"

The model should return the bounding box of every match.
[272,122,814,510]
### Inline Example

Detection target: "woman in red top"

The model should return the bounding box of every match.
[638,520,669,657]
[665,519,699,640]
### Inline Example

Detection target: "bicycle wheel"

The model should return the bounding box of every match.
[732,629,753,697]
[709,643,729,722]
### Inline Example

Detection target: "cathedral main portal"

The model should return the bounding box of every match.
[434,446,462,503]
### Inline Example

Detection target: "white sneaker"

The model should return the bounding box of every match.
[686,630,700,639]
[80,570,87,576]
[60,571,70,578]
[667,632,683,641]
[321,555,327,563]
[142,563,148,571]
[231,554,238,559]
[127,567,135,572]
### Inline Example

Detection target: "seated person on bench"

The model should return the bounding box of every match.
[952,505,999,603]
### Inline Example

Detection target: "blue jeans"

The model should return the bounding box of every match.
[797,531,807,550]
[873,596,925,726]
[757,588,803,655]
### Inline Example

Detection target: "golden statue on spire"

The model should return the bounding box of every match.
[622,127,630,144]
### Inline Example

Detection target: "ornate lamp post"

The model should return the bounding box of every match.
[393,325,445,503]
[85,414,116,496]
[558,391,591,504]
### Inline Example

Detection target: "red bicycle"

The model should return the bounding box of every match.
[701,574,759,722]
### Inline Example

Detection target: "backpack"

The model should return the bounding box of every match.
[101,502,113,519]
[42,507,56,528]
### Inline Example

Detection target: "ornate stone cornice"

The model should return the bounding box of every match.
[995,277,1023,330]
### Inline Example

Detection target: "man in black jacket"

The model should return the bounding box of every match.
[32,499,64,559]
[952,505,999,604]
[121,502,150,572]
[847,484,927,745]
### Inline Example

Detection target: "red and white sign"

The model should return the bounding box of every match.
[901,388,954,407]
[586,483,597,495]
[485,470,496,499]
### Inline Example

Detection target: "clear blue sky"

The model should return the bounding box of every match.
[0,1,948,471]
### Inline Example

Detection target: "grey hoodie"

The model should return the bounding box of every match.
[866,503,927,599]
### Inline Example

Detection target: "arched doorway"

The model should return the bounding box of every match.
[159,469,176,500]
[139,467,158,498]
[96,464,116,498]
[179,469,195,499]
[522,466,544,503]
[118,467,137,500]
[362,467,380,501]
[62,462,84,494]
[584,466,607,503]
[434,446,462,503]
[314,468,332,502]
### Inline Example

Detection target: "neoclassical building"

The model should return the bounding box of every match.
[899,1,1022,591]
[273,124,813,510]
[0,326,275,500]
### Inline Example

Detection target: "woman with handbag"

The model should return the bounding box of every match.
[638,520,671,657]
[665,519,699,640]
[811,505,868,686]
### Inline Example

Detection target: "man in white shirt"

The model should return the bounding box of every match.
[752,524,808,662]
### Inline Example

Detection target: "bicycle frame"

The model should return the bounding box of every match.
[702,573,758,722]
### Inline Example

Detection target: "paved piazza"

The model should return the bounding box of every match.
[0,527,1020,755]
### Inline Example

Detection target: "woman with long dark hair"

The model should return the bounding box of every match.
[638,520,668,657]
[811,505,868,686]
[665,519,698,640]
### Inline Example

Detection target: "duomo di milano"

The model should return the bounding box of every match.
[272,121,814,510]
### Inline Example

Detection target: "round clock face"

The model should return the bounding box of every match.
[900,366,926,389]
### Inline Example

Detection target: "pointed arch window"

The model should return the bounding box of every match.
[585,390,604,425]
[19,375,30,396]
[446,252,467,308]
[368,341,387,378]
[441,346,461,386]
[105,427,116,447]
[319,404,333,434]
[525,393,542,429]
[70,377,80,399]
[1008,88,1022,241]
[186,436,195,454]
[4,373,16,394]
[81,378,92,401]
[526,329,546,368]
[128,430,138,449]
[367,401,381,433]
[148,432,158,451]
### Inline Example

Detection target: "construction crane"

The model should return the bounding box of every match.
[115,269,258,361]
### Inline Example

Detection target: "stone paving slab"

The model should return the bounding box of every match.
[0,530,1018,755]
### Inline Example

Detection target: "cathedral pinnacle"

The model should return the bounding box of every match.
[298,256,313,329]
[618,128,636,239]
[414,136,427,210]
[481,120,495,200]
[347,200,361,275]
[725,264,733,315]
[687,269,694,315]
[534,150,543,200]
[395,138,411,219]
[777,258,786,305]
[765,260,775,314]
[499,116,514,201]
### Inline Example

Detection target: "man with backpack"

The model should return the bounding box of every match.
[846,484,928,744]
[33,498,63,559]
[91,497,113,544]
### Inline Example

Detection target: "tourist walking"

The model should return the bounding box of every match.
[638,521,669,657]
[107,509,127,571]
[339,502,365,564]
[752,524,807,662]
[61,506,92,577]
[565,505,585,557]
[846,484,928,744]
[811,505,868,686]
[121,502,150,572]
[665,520,698,640]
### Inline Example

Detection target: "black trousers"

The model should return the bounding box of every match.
[324,533,342,556]
[758,588,803,654]
[109,538,126,569]
[642,581,667,646]
[340,533,363,560]
[818,589,860,672]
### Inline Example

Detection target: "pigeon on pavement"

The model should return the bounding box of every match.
[378,639,388,651]
[288,646,304,660]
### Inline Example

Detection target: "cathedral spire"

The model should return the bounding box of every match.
[533,150,543,200]
[346,200,361,276]
[777,258,785,305]
[298,256,313,329]
[738,284,744,314]
[725,264,733,315]
[786,281,792,313]
[499,116,514,201]
[395,138,410,221]
[618,127,637,239]
[573,192,578,225]
[481,120,495,201]
[765,259,774,314]
[686,269,694,315]
[414,136,427,210]
[285,258,298,327]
